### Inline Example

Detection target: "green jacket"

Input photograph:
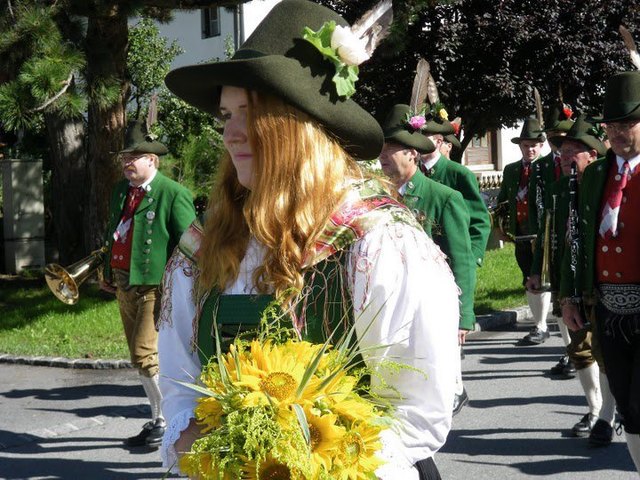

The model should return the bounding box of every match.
[560,152,613,300]
[429,154,491,266]
[103,171,196,286]
[402,170,477,330]
[496,156,543,236]
[530,176,569,291]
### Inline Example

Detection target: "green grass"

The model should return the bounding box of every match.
[0,279,127,359]
[475,242,526,314]
[0,243,525,358]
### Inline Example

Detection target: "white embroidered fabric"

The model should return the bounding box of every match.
[160,407,194,473]
[158,218,460,476]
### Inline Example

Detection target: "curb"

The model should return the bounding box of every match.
[0,307,530,369]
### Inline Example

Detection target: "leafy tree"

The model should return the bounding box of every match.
[0,0,248,262]
[314,0,640,150]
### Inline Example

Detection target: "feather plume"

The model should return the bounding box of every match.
[351,0,394,56]
[426,71,439,105]
[533,86,543,129]
[558,83,564,103]
[619,25,640,71]
[410,58,430,114]
[146,94,158,132]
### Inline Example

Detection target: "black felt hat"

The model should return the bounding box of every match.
[381,104,436,154]
[551,114,607,156]
[164,0,384,160]
[592,71,640,123]
[541,102,574,133]
[511,117,546,144]
[120,119,168,155]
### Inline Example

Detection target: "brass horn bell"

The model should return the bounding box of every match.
[45,247,107,305]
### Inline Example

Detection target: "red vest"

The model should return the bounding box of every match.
[596,163,640,284]
[516,162,531,226]
[110,186,146,271]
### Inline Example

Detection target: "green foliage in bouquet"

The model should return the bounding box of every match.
[175,301,401,480]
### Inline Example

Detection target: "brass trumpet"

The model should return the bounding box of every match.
[44,247,107,305]
[489,201,537,243]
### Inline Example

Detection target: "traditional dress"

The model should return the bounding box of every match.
[158,180,460,479]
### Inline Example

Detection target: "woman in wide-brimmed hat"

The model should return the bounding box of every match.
[157,1,460,478]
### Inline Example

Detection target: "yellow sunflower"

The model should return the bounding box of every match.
[332,421,384,480]
[179,451,232,480]
[228,340,320,409]
[194,396,224,432]
[302,405,346,474]
[241,455,300,480]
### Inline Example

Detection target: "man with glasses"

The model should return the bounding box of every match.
[101,119,195,448]
[561,72,640,472]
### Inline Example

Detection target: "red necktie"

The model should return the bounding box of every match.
[517,162,531,201]
[599,161,630,239]
[419,162,432,177]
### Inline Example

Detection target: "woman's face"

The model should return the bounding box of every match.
[220,86,254,189]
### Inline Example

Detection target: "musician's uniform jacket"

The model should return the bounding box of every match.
[532,175,598,370]
[428,154,491,266]
[402,170,477,330]
[499,157,542,237]
[528,152,562,235]
[103,171,196,286]
[559,150,640,302]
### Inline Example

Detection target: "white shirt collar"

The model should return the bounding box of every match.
[616,153,640,174]
[422,155,440,171]
[131,169,157,191]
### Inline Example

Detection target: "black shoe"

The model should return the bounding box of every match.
[571,413,598,437]
[453,388,469,416]
[126,418,166,447]
[549,355,570,375]
[517,327,550,346]
[562,361,577,378]
[588,419,614,446]
[460,347,466,360]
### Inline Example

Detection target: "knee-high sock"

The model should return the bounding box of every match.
[577,363,602,416]
[625,433,640,474]
[526,291,551,332]
[557,317,571,347]
[598,372,616,424]
[140,374,164,422]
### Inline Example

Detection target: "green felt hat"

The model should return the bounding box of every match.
[541,102,574,133]
[592,71,640,123]
[164,0,383,160]
[381,104,436,154]
[419,103,455,135]
[511,117,546,144]
[120,119,168,155]
[551,114,607,156]
[444,133,462,150]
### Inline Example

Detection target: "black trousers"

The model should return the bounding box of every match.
[596,302,640,434]
[415,457,442,480]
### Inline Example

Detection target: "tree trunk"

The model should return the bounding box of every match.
[84,13,129,251]
[43,112,87,264]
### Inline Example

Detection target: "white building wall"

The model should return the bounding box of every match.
[150,0,282,69]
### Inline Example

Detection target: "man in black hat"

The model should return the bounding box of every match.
[529,115,616,443]
[561,71,640,472]
[101,120,196,448]
[496,117,552,345]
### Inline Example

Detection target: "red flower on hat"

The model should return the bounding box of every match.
[451,122,461,135]
[562,103,573,120]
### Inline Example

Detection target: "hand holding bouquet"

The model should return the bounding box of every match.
[176,318,395,480]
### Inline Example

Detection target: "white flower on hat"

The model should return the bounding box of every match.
[330,25,370,66]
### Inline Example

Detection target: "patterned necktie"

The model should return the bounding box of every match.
[554,155,561,180]
[599,161,630,239]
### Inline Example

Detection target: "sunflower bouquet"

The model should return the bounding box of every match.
[176,314,394,480]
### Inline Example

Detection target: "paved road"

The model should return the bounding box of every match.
[0,319,637,479]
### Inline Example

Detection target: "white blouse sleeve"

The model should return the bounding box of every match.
[347,222,460,478]
[157,250,202,471]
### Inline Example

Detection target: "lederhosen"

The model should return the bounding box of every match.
[186,182,443,479]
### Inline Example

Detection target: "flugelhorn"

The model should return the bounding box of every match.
[45,247,107,305]
[539,200,554,291]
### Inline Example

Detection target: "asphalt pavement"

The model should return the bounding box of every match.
[0,315,637,479]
